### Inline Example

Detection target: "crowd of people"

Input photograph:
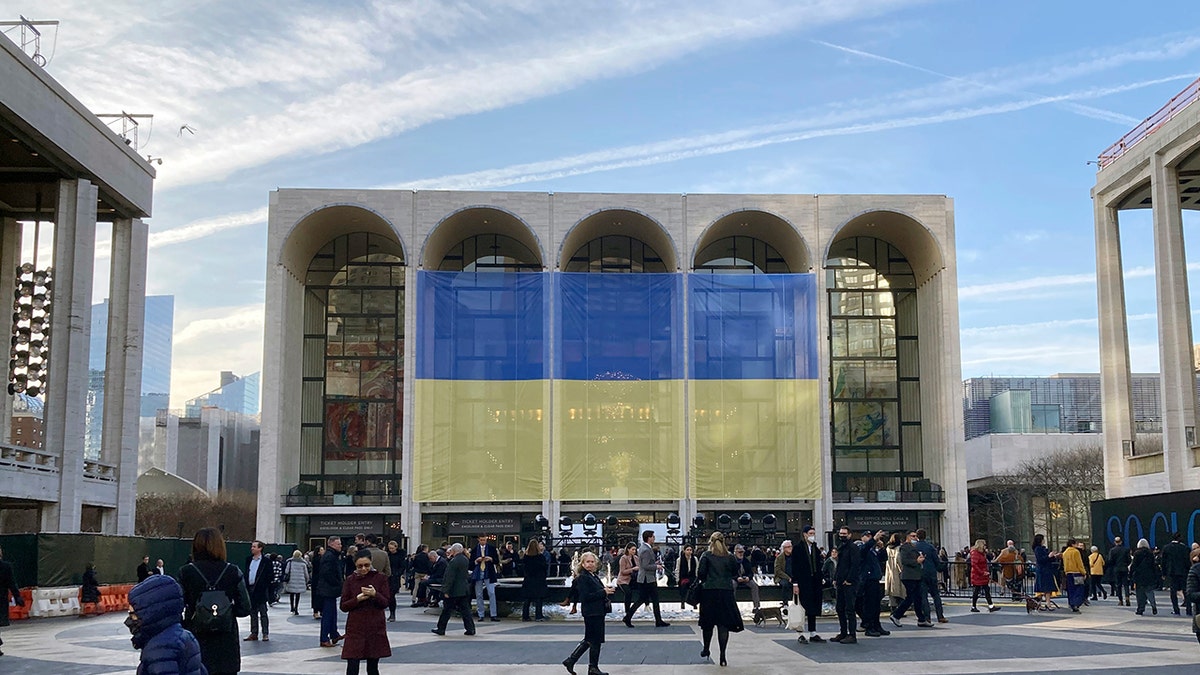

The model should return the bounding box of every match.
[6,526,1200,674]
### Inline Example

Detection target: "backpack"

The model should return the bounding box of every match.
[189,563,234,635]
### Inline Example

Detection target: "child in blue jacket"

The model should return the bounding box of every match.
[127,573,207,675]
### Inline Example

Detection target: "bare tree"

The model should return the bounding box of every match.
[968,441,1104,550]
[136,490,258,541]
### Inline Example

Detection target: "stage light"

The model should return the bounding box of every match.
[738,513,753,533]
[717,513,732,531]
[762,513,777,534]
[666,513,681,534]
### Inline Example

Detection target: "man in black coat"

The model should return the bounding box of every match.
[856,531,888,638]
[1,545,26,657]
[1107,536,1131,606]
[317,536,345,647]
[831,526,862,643]
[793,526,826,643]
[432,543,476,636]
[1162,533,1192,615]
[137,555,152,582]
[243,540,273,641]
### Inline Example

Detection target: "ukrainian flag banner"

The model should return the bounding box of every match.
[413,271,549,502]
[689,273,821,500]
[553,273,685,501]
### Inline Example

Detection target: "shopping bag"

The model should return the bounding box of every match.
[786,592,806,632]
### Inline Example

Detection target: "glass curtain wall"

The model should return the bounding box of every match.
[827,236,925,501]
[300,232,406,504]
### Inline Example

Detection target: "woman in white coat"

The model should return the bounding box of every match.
[884,533,906,610]
[283,550,312,616]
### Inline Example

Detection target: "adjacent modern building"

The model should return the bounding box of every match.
[0,30,154,534]
[147,407,259,494]
[141,371,262,495]
[85,294,174,460]
[185,371,259,417]
[963,374,1166,440]
[1092,76,1200,498]
[259,190,968,552]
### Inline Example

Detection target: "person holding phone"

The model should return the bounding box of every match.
[340,556,392,675]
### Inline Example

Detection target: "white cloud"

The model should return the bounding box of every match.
[810,38,1143,126]
[1010,230,1049,244]
[35,0,928,189]
[958,262,1200,300]
[173,304,264,346]
[170,303,264,404]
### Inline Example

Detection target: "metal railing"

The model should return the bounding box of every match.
[284,493,403,507]
[935,561,1039,599]
[832,490,945,503]
[1098,76,1200,168]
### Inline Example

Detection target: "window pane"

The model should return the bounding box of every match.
[362,290,394,314]
[328,289,361,314]
[835,447,869,472]
[865,361,897,398]
[831,319,847,357]
[847,319,879,357]
[326,360,360,397]
[902,425,923,472]
[833,402,850,445]
[901,381,921,422]
[847,402,884,446]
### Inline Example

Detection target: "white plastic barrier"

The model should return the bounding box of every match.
[29,586,81,617]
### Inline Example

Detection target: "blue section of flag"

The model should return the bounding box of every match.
[415,271,548,380]
[688,273,818,380]
[555,272,684,381]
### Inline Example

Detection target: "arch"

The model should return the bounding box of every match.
[421,205,544,270]
[692,208,811,272]
[280,203,405,277]
[558,208,678,271]
[826,209,944,285]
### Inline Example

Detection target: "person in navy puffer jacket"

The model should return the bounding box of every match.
[127,574,208,675]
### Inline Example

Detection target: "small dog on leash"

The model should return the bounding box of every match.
[753,606,785,627]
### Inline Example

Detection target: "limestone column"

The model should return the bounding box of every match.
[1150,154,1199,488]
[101,218,148,535]
[0,217,21,443]
[42,178,98,532]
[1093,200,1138,497]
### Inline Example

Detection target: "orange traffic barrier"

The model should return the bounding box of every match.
[9,588,32,620]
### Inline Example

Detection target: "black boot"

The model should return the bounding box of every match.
[563,640,589,674]
[588,643,608,675]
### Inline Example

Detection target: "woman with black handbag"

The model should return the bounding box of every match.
[697,532,743,667]
[562,552,614,675]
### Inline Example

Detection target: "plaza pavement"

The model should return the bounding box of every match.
[1,596,1196,674]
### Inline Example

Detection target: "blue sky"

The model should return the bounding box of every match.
[4,0,1198,405]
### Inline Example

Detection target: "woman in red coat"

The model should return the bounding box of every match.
[969,540,999,613]
[340,556,392,675]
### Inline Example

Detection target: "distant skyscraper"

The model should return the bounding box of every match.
[85,295,174,460]
[185,371,260,417]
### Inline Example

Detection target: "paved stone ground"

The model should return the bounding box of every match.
[1,596,1197,674]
